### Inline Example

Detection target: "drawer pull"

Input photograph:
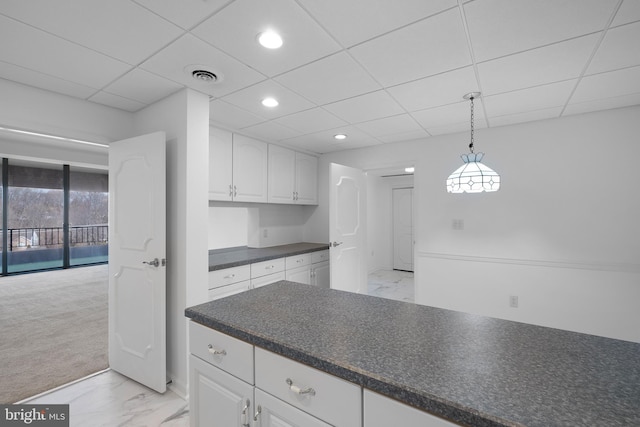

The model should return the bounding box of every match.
[223,274,235,279]
[265,265,274,269]
[253,405,262,423]
[207,344,227,356]
[241,399,250,427]
[286,378,316,396]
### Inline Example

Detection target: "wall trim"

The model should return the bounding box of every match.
[417,251,640,274]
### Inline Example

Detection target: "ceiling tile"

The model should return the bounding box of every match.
[0,0,184,65]
[132,0,231,30]
[281,125,381,153]
[210,99,266,130]
[587,21,640,75]
[88,91,147,112]
[274,51,381,105]
[387,66,478,112]
[274,108,347,134]
[478,33,600,96]
[489,107,563,127]
[564,92,640,116]
[102,68,183,104]
[192,0,340,77]
[324,90,406,124]
[221,79,315,120]
[0,60,97,99]
[355,114,424,138]
[611,0,640,27]
[376,129,430,144]
[412,101,487,129]
[483,80,577,117]
[570,65,640,104]
[140,34,266,98]
[349,8,471,87]
[239,121,301,142]
[464,0,619,62]
[296,0,457,47]
[0,15,131,88]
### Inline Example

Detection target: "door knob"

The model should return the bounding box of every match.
[330,241,343,247]
[143,258,160,267]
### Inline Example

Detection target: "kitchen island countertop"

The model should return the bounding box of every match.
[208,242,328,271]
[185,281,640,427]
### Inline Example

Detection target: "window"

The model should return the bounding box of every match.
[0,158,108,275]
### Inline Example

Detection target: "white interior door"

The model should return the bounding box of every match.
[393,188,414,272]
[109,132,167,393]
[330,163,366,294]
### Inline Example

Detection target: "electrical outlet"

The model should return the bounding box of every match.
[263,228,268,238]
[509,295,519,308]
[452,219,464,230]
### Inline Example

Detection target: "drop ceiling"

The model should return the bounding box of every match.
[1,0,639,154]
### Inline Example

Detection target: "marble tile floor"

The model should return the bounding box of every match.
[20,269,413,426]
[23,370,189,427]
[367,269,415,303]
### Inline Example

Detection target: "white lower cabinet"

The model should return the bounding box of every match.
[254,388,331,427]
[285,266,311,284]
[364,389,459,427]
[310,261,330,288]
[189,355,253,427]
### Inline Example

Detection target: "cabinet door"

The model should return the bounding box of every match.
[233,134,268,203]
[294,152,318,205]
[209,127,233,201]
[285,266,310,285]
[254,388,331,427]
[311,261,330,289]
[189,355,253,427]
[364,390,459,427]
[268,145,295,204]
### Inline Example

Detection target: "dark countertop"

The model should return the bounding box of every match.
[185,281,640,427]
[208,242,329,271]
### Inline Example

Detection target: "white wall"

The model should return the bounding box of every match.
[134,88,209,397]
[314,106,640,343]
[0,79,133,166]
[208,202,317,249]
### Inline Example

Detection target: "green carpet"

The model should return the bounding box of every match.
[0,265,108,403]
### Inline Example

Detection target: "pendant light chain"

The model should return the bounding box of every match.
[469,95,475,153]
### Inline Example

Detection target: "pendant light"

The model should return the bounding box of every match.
[446,92,500,193]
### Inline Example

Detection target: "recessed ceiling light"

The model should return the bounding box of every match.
[405,167,415,173]
[261,97,279,107]
[258,30,283,49]
[334,134,347,141]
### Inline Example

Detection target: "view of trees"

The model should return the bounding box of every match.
[7,188,107,229]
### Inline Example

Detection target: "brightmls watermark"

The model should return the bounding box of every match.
[0,405,69,426]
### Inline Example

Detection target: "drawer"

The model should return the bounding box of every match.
[285,253,311,270]
[311,250,329,264]
[209,265,251,289]
[251,271,285,289]
[251,258,285,278]
[189,321,254,384]
[255,348,361,427]
[208,280,250,301]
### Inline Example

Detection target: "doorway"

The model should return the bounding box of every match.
[393,187,414,272]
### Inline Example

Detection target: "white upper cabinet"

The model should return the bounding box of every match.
[295,151,318,205]
[268,145,296,204]
[209,130,268,202]
[209,127,233,201]
[232,134,268,203]
[268,144,318,205]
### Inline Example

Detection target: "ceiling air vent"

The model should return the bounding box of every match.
[191,69,218,83]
